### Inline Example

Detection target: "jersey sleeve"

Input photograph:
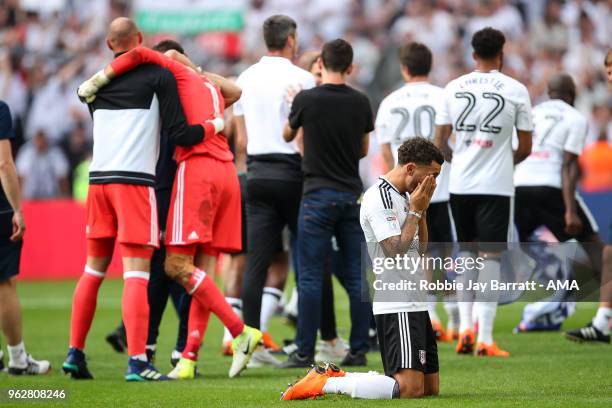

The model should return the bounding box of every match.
[564,115,588,155]
[375,98,392,144]
[155,69,205,147]
[515,85,533,131]
[111,47,172,76]
[434,85,452,126]
[0,102,15,140]
[363,192,401,242]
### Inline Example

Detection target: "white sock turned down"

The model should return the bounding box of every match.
[323,373,397,399]
[8,341,27,367]
[223,297,242,342]
[260,287,283,333]
[592,307,612,335]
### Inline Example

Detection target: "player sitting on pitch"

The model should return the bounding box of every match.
[282,138,442,400]
[78,42,262,380]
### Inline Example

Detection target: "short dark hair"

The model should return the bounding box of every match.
[321,39,353,73]
[397,137,444,166]
[471,27,505,60]
[605,49,612,67]
[153,39,185,54]
[547,73,576,104]
[263,15,296,51]
[399,42,432,77]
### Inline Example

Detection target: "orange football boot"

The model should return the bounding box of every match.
[281,365,329,401]
[456,329,475,354]
[447,328,459,341]
[431,320,452,342]
[262,332,281,353]
[323,362,345,377]
[476,342,509,357]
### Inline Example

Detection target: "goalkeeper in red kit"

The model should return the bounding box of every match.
[77,37,263,379]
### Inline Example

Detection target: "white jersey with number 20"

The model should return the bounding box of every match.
[435,70,533,197]
[375,82,449,202]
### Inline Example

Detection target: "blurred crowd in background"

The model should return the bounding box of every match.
[0,0,610,200]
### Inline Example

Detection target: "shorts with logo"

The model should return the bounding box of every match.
[166,155,241,255]
[0,211,22,279]
[375,311,438,376]
[86,183,159,247]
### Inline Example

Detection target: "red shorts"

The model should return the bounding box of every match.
[86,184,159,248]
[166,156,241,255]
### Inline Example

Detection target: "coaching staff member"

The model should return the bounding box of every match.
[233,14,315,363]
[282,39,373,367]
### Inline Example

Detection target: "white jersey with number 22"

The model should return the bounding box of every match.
[435,70,533,197]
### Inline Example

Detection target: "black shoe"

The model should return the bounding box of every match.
[106,329,127,353]
[0,354,4,371]
[280,351,314,368]
[62,348,93,379]
[565,323,611,344]
[340,351,367,367]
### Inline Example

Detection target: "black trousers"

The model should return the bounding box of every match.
[241,178,302,328]
[146,242,191,351]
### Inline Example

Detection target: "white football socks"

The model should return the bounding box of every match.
[457,251,477,333]
[443,297,459,332]
[7,341,27,367]
[592,307,612,335]
[476,258,501,345]
[323,373,398,399]
[223,297,242,342]
[260,287,283,333]
[427,294,441,323]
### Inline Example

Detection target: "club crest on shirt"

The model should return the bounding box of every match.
[419,350,426,365]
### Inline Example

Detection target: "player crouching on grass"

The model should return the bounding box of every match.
[77,30,262,380]
[282,138,443,400]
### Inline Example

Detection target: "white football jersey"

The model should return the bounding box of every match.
[435,70,533,196]
[375,82,450,202]
[514,99,587,188]
[360,177,427,315]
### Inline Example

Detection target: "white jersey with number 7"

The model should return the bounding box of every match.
[435,70,533,197]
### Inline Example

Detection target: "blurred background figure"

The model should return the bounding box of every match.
[15,129,69,200]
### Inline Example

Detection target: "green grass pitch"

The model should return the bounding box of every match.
[1,279,611,407]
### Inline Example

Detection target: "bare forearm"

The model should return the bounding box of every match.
[434,125,453,162]
[381,143,395,171]
[0,161,21,211]
[561,158,579,214]
[202,71,242,107]
[418,215,428,254]
[514,131,532,164]
[283,123,298,142]
[380,215,420,257]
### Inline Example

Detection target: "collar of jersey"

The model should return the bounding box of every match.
[378,176,407,199]
[260,55,291,64]
[473,69,500,73]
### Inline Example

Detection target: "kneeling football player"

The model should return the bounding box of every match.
[282,138,442,400]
